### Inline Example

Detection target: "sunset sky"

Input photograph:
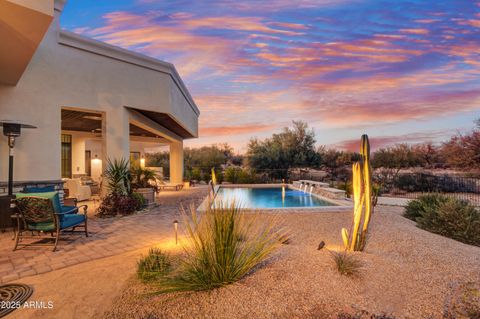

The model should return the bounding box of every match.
[61,0,480,152]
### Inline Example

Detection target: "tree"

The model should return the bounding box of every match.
[412,142,443,169]
[442,125,480,170]
[371,144,422,171]
[317,147,357,182]
[246,121,320,173]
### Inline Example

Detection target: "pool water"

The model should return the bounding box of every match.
[214,187,337,208]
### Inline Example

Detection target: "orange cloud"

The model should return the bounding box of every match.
[399,28,429,34]
[200,124,277,136]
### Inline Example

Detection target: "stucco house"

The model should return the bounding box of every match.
[0,0,200,197]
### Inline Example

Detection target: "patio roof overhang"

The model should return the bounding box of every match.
[0,0,54,85]
[60,109,170,142]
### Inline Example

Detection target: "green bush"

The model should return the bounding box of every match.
[404,194,448,221]
[405,195,480,246]
[131,192,146,210]
[137,248,171,283]
[224,167,256,184]
[159,203,284,292]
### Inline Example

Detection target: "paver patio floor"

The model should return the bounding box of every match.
[0,186,209,284]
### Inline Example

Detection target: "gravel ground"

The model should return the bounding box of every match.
[104,206,480,319]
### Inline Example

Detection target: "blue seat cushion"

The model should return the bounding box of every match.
[59,213,85,229]
[61,205,78,214]
[23,186,56,193]
[16,191,62,215]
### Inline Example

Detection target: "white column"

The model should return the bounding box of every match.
[102,107,130,166]
[71,135,86,176]
[169,140,183,184]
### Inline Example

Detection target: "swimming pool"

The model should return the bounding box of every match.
[213,186,338,208]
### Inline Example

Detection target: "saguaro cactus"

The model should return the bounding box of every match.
[211,167,217,185]
[341,134,374,251]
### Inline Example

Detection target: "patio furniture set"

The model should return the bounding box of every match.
[10,185,88,252]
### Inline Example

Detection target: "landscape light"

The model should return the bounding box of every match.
[173,220,178,244]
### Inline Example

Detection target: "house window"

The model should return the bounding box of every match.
[85,150,91,176]
[61,134,72,178]
[130,152,140,167]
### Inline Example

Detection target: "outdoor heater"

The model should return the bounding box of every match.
[0,121,36,230]
[0,121,37,195]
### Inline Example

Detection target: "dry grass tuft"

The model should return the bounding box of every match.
[329,250,363,276]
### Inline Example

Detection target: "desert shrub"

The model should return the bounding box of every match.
[444,281,480,319]
[337,311,397,319]
[329,251,363,276]
[137,248,171,283]
[405,195,480,246]
[404,194,448,221]
[395,174,476,193]
[131,192,146,210]
[224,167,256,184]
[159,203,284,292]
[189,168,202,181]
[97,193,138,217]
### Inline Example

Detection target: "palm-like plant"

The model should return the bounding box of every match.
[130,166,159,190]
[104,158,131,195]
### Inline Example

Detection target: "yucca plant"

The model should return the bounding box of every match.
[158,202,285,292]
[104,158,131,195]
[341,135,375,252]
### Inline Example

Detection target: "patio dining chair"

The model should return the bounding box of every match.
[14,194,88,251]
[22,186,86,215]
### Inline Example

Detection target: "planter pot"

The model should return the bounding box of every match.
[134,188,155,206]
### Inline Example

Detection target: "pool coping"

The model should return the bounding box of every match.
[197,183,352,212]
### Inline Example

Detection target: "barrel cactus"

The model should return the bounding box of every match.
[341,134,374,251]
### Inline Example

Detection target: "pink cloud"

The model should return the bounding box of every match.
[332,130,454,152]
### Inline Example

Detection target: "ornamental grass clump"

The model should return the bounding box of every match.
[137,248,171,283]
[329,250,363,276]
[159,203,285,292]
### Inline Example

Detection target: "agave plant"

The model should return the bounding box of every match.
[104,158,131,195]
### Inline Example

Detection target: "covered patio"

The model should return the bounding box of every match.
[60,108,188,202]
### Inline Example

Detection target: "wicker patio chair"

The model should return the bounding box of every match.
[14,196,88,251]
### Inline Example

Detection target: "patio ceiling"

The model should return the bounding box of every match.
[130,108,195,139]
[61,109,168,140]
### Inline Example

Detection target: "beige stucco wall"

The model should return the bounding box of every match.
[0,2,198,184]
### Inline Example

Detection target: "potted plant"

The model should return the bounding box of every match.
[97,158,139,217]
[130,166,159,206]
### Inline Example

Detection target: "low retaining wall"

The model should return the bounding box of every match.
[293,180,346,200]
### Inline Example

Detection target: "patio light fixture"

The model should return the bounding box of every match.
[0,121,36,195]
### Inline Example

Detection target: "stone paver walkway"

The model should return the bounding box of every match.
[0,186,209,284]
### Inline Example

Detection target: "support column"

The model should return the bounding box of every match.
[169,140,183,184]
[102,107,130,168]
[71,135,86,176]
